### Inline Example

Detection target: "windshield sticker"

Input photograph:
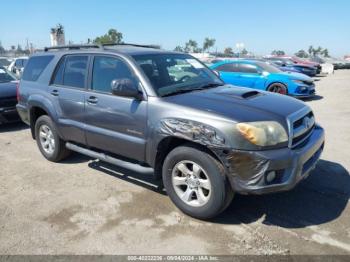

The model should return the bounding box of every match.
[0,69,5,74]
[186,59,205,69]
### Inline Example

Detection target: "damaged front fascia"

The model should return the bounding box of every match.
[159,118,271,192]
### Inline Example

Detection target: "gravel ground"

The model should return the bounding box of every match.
[0,70,349,255]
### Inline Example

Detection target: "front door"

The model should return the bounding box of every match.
[84,55,147,162]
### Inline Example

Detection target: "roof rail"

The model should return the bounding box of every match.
[44,44,102,52]
[43,43,160,52]
[102,43,160,49]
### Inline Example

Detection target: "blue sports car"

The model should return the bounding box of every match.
[210,60,315,98]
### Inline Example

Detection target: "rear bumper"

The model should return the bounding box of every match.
[224,125,325,194]
[0,106,20,124]
[16,103,30,125]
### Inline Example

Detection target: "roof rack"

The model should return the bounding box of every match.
[102,43,160,49]
[44,44,102,52]
[44,43,160,52]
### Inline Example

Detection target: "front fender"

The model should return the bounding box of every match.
[147,118,231,168]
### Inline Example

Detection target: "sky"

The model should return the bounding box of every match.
[0,0,349,57]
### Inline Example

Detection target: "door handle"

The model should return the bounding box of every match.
[87,96,98,104]
[51,90,59,96]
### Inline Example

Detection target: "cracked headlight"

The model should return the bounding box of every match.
[236,121,288,147]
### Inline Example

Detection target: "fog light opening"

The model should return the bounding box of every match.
[266,171,276,183]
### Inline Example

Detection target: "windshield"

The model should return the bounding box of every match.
[132,53,223,97]
[0,58,11,67]
[256,62,282,73]
[0,67,17,83]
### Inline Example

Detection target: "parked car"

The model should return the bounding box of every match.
[265,57,317,77]
[17,44,325,219]
[289,56,322,74]
[211,60,316,98]
[8,57,28,77]
[0,67,20,124]
[0,57,13,69]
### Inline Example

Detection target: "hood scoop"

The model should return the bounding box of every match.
[241,90,261,99]
[215,87,263,100]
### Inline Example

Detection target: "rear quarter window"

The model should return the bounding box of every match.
[22,56,54,81]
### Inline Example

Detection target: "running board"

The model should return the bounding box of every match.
[65,142,153,173]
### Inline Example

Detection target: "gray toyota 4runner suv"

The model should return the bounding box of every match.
[17,44,325,219]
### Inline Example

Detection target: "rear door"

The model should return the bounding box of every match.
[215,63,242,85]
[234,63,263,88]
[49,55,89,144]
[84,55,147,161]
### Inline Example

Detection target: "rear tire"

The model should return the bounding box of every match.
[35,115,71,162]
[267,83,288,95]
[162,144,234,219]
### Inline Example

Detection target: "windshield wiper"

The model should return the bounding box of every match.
[197,82,224,90]
[162,83,224,97]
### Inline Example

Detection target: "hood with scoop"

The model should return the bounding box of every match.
[163,85,307,127]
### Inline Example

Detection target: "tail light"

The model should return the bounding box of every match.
[16,81,20,102]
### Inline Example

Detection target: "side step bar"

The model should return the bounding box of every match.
[65,142,153,173]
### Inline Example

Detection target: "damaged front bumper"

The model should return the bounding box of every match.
[221,125,325,194]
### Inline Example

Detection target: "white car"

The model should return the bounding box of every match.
[0,57,13,70]
[7,57,28,77]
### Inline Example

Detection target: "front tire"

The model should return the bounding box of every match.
[162,144,234,219]
[35,115,70,162]
[267,83,288,95]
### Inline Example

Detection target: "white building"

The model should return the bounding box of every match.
[50,24,65,47]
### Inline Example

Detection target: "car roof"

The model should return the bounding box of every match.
[212,59,263,67]
[32,45,182,57]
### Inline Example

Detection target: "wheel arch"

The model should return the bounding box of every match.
[28,98,59,139]
[153,136,226,180]
[266,81,288,94]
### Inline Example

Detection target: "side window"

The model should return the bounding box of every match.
[63,56,88,88]
[92,56,136,93]
[52,57,66,85]
[216,64,236,72]
[22,56,54,81]
[15,59,22,67]
[237,64,259,74]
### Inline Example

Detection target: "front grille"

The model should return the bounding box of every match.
[0,97,17,108]
[290,110,315,148]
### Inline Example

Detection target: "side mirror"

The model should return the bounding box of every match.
[111,79,143,100]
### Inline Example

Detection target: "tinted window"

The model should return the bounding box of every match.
[15,59,22,67]
[92,56,136,93]
[22,56,54,81]
[52,57,66,85]
[236,64,258,73]
[63,56,88,88]
[215,63,237,72]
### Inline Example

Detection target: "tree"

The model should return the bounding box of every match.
[0,41,5,54]
[241,48,248,56]
[174,46,184,52]
[184,39,198,53]
[94,28,123,45]
[203,37,216,53]
[295,49,309,58]
[321,48,330,57]
[271,50,285,56]
[224,47,233,56]
[308,45,314,56]
[16,45,23,55]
